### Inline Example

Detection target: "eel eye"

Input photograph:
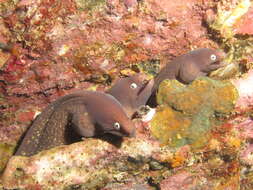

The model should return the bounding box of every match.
[210,54,217,61]
[114,122,121,130]
[130,83,138,89]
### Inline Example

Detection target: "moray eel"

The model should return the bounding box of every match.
[147,48,226,106]
[152,48,225,91]
[15,91,135,156]
[107,74,154,118]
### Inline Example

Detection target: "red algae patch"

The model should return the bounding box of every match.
[160,171,198,190]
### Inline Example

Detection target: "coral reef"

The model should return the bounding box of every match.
[0,0,222,145]
[0,0,253,189]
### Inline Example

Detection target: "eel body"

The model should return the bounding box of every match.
[152,48,225,92]
[15,91,135,156]
[107,73,154,117]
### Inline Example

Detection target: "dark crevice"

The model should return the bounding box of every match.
[12,93,30,98]
[4,74,111,98]
[146,177,161,190]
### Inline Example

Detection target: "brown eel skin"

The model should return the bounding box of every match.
[152,48,226,92]
[107,73,154,118]
[147,48,226,106]
[15,91,135,156]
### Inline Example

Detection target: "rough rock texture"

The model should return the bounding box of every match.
[156,77,238,115]
[234,6,253,35]
[151,77,238,148]
[232,69,253,109]
[2,138,162,189]
[0,143,14,172]
[210,0,251,37]
[208,0,253,77]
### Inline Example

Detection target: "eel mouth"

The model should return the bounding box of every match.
[107,128,136,137]
[209,50,228,71]
[210,61,229,71]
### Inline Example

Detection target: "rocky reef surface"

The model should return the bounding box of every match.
[1,0,253,189]
[151,77,238,148]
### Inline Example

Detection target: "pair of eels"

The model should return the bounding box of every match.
[15,48,225,156]
[15,74,154,156]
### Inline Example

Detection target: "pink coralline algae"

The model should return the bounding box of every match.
[233,118,253,139]
[240,143,253,165]
[232,69,253,109]
[234,7,253,35]
[160,171,198,190]
[123,0,138,9]
[2,138,162,189]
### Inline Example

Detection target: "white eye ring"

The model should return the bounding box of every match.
[210,54,217,61]
[130,83,138,89]
[114,122,121,130]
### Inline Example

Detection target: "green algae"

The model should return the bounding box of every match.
[0,143,15,174]
[75,0,106,12]
[151,77,238,148]
[0,0,18,16]
[137,59,160,77]
[157,77,238,115]
[151,106,191,147]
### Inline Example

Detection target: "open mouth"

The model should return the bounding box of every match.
[107,129,135,137]
[107,130,124,137]
[210,61,229,70]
